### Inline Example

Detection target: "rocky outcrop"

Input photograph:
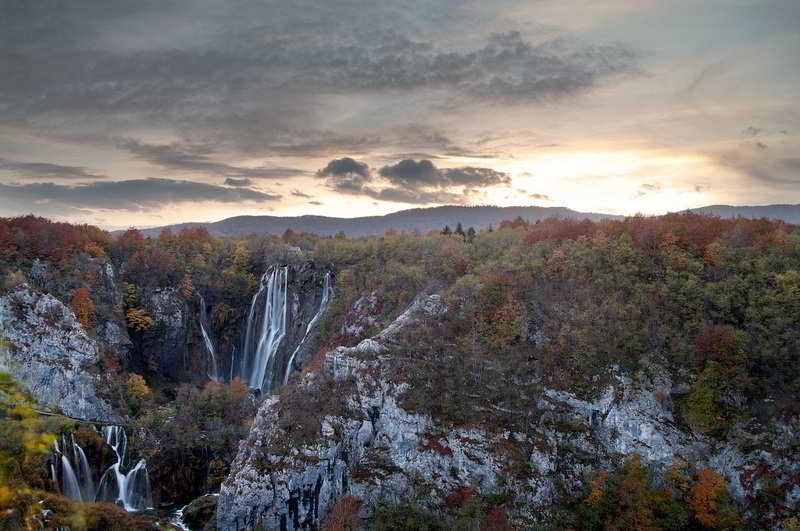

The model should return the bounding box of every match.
[183,494,219,530]
[218,293,800,530]
[0,284,120,422]
[141,286,189,380]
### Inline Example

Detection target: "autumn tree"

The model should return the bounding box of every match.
[70,287,96,330]
[688,469,739,529]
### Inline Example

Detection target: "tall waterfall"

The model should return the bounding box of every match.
[283,271,334,384]
[95,426,153,511]
[51,426,153,511]
[198,294,220,382]
[239,267,289,391]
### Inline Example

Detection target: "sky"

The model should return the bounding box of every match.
[0,0,798,229]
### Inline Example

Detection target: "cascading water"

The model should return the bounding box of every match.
[283,271,334,384]
[52,433,95,502]
[239,267,289,391]
[198,294,220,382]
[95,425,153,511]
[60,455,82,501]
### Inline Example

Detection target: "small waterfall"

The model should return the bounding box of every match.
[240,267,289,391]
[283,272,334,384]
[198,294,219,382]
[60,455,82,501]
[95,426,153,511]
[73,439,95,501]
[52,434,95,502]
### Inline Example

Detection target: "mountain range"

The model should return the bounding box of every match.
[127,203,800,238]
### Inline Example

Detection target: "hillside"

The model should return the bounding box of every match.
[131,205,618,238]
[688,204,800,224]
[1,212,799,530]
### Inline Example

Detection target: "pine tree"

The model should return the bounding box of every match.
[466,226,476,242]
[442,225,452,235]
[455,223,465,239]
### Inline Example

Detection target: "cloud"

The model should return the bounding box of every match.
[378,159,511,188]
[309,200,323,206]
[0,157,107,180]
[123,140,309,178]
[0,178,281,214]
[316,157,373,193]
[291,190,312,198]
[224,177,253,186]
[743,126,762,137]
[516,189,551,200]
[640,183,662,191]
[316,157,511,205]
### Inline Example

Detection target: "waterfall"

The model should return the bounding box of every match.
[61,455,82,501]
[95,426,153,511]
[52,434,95,502]
[73,439,95,502]
[198,294,219,382]
[283,272,334,384]
[240,267,289,391]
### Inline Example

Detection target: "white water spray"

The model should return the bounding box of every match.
[94,426,153,511]
[198,294,220,382]
[283,272,334,384]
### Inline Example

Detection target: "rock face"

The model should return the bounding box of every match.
[218,293,800,530]
[0,284,120,422]
[141,286,189,380]
[182,494,219,530]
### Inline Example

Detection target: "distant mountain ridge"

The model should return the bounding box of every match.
[129,205,617,238]
[126,203,800,238]
[686,204,800,224]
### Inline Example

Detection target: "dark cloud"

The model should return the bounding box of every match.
[0,178,281,213]
[316,157,373,193]
[123,140,308,178]
[379,159,511,188]
[716,150,800,185]
[0,157,107,180]
[0,0,639,160]
[640,183,662,191]
[224,177,253,187]
[309,200,323,206]
[291,190,312,198]
[744,126,762,137]
[316,157,510,205]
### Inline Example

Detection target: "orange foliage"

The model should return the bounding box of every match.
[126,308,155,331]
[688,469,726,529]
[70,287,96,329]
[323,495,362,531]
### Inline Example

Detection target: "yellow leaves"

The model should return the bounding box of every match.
[179,275,194,300]
[83,242,107,259]
[126,308,154,331]
[586,470,609,506]
[127,374,151,402]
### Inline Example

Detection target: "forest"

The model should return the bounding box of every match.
[1,212,799,530]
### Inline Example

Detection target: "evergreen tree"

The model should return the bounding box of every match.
[455,223,465,239]
[442,225,452,235]
[466,226,476,242]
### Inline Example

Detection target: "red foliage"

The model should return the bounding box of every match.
[418,436,453,457]
[0,215,109,263]
[445,487,477,508]
[694,323,739,366]
[481,507,515,531]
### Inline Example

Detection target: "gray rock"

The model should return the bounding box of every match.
[0,284,120,422]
